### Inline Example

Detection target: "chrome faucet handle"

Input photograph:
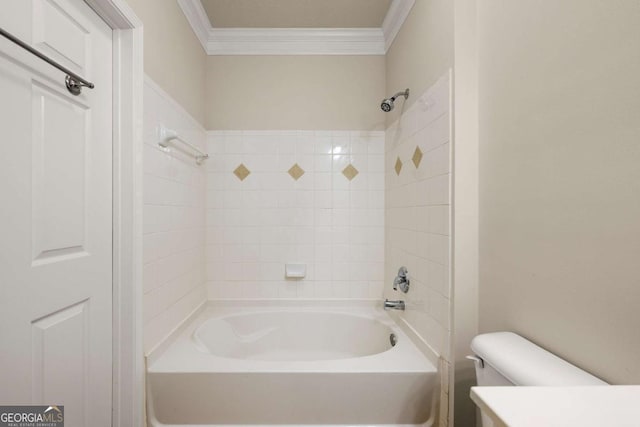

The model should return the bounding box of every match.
[393,266,410,293]
[397,266,408,278]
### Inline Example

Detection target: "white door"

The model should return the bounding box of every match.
[0,1,113,426]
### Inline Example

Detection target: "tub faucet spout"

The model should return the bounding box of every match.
[384,299,405,311]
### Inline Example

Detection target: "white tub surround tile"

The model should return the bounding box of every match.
[143,76,207,354]
[206,130,385,300]
[384,72,452,361]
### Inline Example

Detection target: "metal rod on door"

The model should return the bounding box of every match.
[0,26,95,96]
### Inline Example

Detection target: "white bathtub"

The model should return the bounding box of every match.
[147,303,438,426]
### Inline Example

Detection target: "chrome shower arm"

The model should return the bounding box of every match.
[391,89,410,101]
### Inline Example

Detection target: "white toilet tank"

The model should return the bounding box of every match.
[469,332,607,427]
[470,332,607,386]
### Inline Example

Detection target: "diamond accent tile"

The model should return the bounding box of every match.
[412,146,423,168]
[233,163,251,181]
[395,157,403,176]
[288,163,305,181]
[342,164,359,181]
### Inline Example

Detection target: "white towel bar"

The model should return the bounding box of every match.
[158,125,209,165]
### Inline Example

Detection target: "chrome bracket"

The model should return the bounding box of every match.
[65,75,92,96]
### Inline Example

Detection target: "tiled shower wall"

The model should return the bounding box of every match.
[384,72,452,360]
[142,77,207,353]
[206,131,385,299]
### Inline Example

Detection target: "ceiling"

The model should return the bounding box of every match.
[200,0,393,28]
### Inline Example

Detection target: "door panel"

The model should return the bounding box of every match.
[33,0,90,72]
[0,1,113,426]
[31,300,89,412]
[31,80,90,264]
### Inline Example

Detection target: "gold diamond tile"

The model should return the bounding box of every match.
[342,164,359,181]
[233,163,251,181]
[412,146,423,168]
[395,157,403,176]
[288,163,305,181]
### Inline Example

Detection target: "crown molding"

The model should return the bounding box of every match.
[177,0,211,49]
[382,0,416,51]
[207,28,384,55]
[178,0,415,55]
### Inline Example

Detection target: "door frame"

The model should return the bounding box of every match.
[82,1,144,426]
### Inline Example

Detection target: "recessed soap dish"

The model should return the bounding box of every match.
[285,264,306,279]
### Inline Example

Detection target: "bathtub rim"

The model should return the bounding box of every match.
[146,300,440,368]
[147,301,438,374]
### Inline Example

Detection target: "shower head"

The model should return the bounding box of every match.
[380,88,410,112]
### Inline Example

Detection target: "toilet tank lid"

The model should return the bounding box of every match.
[471,332,607,386]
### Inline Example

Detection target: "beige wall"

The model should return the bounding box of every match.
[127,0,207,125]
[205,55,386,130]
[385,0,454,127]
[452,0,479,424]
[479,0,640,384]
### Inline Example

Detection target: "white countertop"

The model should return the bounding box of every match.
[470,386,640,427]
